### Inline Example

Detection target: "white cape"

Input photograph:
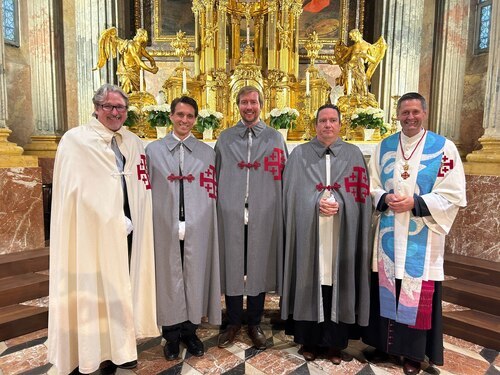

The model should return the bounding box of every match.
[48,118,158,374]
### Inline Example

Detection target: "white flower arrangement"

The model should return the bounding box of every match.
[350,106,388,135]
[143,103,172,127]
[267,107,299,129]
[195,108,223,133]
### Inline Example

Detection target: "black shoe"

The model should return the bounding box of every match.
[248,325,267,350]
[403,358,421,375]
[181,334,204,357]
[163,340,180,361]
[117,360,137,369]
[218,325,241,348]
[100,361,117,375]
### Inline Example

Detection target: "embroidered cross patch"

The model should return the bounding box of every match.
[200,165,217,199]
[264,148,286,180]
[137,154,151,190]
[437,154,454,177]
[344,166,369,203]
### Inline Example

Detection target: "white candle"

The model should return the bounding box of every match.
[182,69,187,93]
[140,68,144,92]
[346,70,351,95]
[246,26,250,45]
[306,71,310,95]
[94,68,100,86]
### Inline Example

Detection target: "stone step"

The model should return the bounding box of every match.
[0,248,49,278]
[0,273,49,308]
[443,278,500,316]
[0,304,48,342]
[444,253,500,287]
[443,309,500,351]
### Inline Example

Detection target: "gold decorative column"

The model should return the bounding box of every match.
[0,5,36,167]
[465,0,500,175]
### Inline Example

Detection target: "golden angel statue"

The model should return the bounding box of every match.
[94,28,159,93]
[334,29,387,97]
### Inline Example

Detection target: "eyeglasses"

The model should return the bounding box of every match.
[100,104,128,112]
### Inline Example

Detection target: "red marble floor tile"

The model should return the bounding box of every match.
[4,329,47,347]
[247,349,304,374]
[444,334,485,353]
[441,347,490,374]
[185,346,244,374]
[136,344,182,374]
[0,344,49,374]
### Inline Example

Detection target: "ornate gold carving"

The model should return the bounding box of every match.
[171,30,190,63]
[94,28,158,93]
[304,31,323,66]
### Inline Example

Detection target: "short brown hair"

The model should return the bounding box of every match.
[236,86,263,108]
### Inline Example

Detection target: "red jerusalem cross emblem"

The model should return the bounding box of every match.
[437,154,454,177]
[137,154,151,190]
[199,165,217,199]
[264,148,286,180]
[344,166,369,203]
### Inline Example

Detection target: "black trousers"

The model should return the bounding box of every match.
[162,321,198,343]
[225,224,266,326]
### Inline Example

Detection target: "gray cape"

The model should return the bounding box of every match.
[146,133,221,326]
[280,137,372,326]
[215,120,287,296]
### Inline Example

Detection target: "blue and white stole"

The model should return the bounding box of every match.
[377,131,445,325]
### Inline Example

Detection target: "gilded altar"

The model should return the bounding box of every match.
[107,0,389,140]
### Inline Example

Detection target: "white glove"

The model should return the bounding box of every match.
[125,216,134,235]
[178,221,186,241]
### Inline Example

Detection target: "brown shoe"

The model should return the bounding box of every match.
[248,325,267,350]
[326,347,342,365]
[403,358,421,375]
[299,345,316,361]
[218,325,241,348]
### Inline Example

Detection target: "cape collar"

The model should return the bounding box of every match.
[89,117,126,144]
[310,137,343,158]
[236,120,266,139]
[164,132,196,152]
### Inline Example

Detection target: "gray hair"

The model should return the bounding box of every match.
[92,84,129,117]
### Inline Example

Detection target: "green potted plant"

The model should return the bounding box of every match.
[143,103,172,139]
[195,108,223,140]
[267,107,299,140]
[123,105,140,127]
[350,106,388,141]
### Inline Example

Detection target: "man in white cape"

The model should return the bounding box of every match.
[48,84,158,374]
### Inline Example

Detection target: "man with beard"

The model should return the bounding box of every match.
[215,86,287,350]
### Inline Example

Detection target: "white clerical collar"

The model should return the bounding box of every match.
[401,127,426,144]
[172,132,193,142]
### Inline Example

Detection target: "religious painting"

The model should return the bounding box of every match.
[300,0,342,41]
[299,0,364,57]
[153,0,195,42]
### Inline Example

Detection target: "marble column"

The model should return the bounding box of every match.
[23,0,65,158]
[465,1,500,176]
[371,0,425,122]
[0,3,37,167]
[74,0,121,124]
[429,0,469,154]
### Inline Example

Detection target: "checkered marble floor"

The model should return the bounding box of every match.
[1,296,498,374]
